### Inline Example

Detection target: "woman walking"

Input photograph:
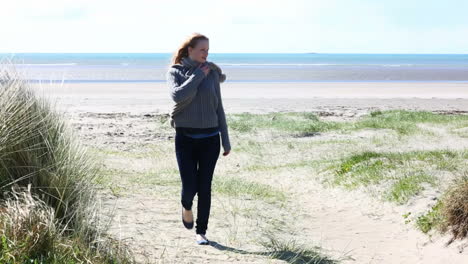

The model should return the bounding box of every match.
[166,33,231,245]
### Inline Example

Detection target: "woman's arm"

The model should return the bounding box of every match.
[215,80,231,153]
[167,67,205,103]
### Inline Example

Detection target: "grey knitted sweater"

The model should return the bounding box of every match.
[166,56,231,152]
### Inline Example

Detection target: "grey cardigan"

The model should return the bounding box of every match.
[167,57,231,152]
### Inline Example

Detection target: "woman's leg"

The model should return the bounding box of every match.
[195,134,221,235]
[175,132,199,210]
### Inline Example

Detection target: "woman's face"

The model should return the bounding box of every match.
[188,40,209,63]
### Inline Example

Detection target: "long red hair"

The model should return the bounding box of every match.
[172,33,209,65]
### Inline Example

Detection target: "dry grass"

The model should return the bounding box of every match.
[440,172,468,245]
[0,66,134,263]
[0,185,56,261]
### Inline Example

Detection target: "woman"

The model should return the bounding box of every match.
[166,33,231,245]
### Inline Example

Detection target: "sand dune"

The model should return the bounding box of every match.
[36,82,468,263]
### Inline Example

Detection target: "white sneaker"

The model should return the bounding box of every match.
[196,234,209,245]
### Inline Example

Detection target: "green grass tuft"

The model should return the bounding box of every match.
[416,200,444,234]
[385,171,436,204]
[330,150,464,203]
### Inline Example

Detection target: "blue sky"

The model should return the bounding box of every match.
[1,0,467,53]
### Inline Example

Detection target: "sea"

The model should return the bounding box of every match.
[1,53,468,83]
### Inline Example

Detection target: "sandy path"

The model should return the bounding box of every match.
[100,194,255,263]
[98,190,293,264]
[285,171,468,264]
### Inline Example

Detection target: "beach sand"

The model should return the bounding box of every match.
[32,82,468,263]
[33,82,468,115]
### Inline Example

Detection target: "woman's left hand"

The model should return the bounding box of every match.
[223,150,230,156]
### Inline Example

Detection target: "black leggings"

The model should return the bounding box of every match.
[175,131,220,235]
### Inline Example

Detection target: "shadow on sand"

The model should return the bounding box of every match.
[209,241,339,264]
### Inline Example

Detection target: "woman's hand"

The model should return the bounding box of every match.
[199,63,211,76]
[223,150,230,156]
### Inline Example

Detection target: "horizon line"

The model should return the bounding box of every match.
[1,52,468,55]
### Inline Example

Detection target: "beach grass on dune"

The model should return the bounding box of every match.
[227,110,468,137]
[97,165,287,203]
[0,69,97,230]
[416,199,444,234]
[328,150,466,204]
[0,186,129,264]
[227,112,341,136]
[351,110,468,135]
[213,177,287,203]
[225,110,468,225]
[0,68,133,263]
[415,172,468,243]
[385,171,436,204]
[95,168,180,197]
[228,110,468,242]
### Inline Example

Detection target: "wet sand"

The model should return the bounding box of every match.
[32,82,468,115]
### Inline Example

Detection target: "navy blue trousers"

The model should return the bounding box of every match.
[175,131,220,235]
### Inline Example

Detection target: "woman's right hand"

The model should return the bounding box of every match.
[199,63,211,77]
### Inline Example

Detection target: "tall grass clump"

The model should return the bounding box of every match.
[0,67,97,236]
[0,67,133,262]
[439,172,468,245]
[415,172,468,244]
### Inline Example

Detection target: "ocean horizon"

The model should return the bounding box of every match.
[1,53,468,83]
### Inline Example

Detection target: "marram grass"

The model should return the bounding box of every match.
[0,67,98,236]
[0,67,134,263]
